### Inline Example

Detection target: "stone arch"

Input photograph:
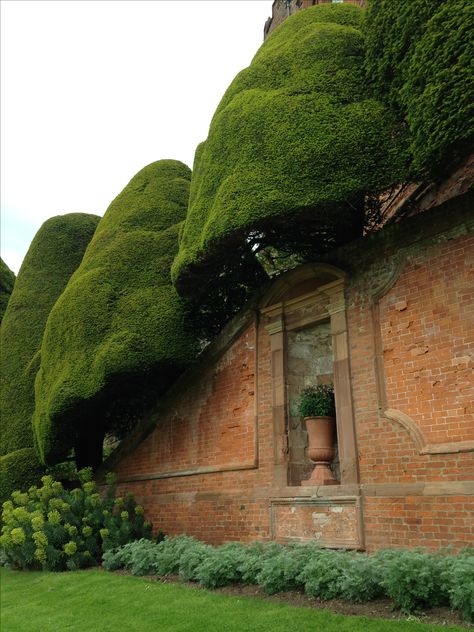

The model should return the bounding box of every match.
[260,263,346,308]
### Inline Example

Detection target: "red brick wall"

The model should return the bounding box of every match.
[114,321,278,544]
[350,233,474,483]
[112,217,473,551]
[379,236,473,446]
[346,230,474,549]
[264,0,367,39]
[117,324,258,480]
[364,495,474,550]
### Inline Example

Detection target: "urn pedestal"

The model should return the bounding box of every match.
[301,415,338,486]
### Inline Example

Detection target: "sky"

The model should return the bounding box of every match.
[1,0,273,274]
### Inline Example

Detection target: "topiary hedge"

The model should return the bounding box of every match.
[0,258,15,323]
[0,214,100,501]
[33,160,199,470]
[172,4,409,297]
[0,449,44,506]
[364,0,474,177]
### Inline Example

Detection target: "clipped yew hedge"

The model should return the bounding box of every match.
[172,4,408,296]
[0,449,44,506]
[0,258,15,323]
[364,0,474,176]
[33,160,198,469]
[0,214,100,502]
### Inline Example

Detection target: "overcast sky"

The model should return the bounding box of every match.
[1,0,273,273]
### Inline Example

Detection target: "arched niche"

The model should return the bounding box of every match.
[259,263,359,487]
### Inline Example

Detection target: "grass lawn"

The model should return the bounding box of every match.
[0,567,465,632]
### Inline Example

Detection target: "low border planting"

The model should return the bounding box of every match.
[102,536,474,622]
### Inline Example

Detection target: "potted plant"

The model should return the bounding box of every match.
[298,384,338,486]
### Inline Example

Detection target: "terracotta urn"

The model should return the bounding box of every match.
[301,415,338,485]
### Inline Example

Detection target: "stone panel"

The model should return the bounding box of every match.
[271,497,362,548]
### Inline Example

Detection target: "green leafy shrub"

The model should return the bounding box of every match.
[0,257,15,323]
[178,540,213,582]
[173,4,408,303]
[105,538,162,576]
[102,540,137,571]
[443,551,474,623]
[33,161,198,470]
[153,535,199,576]
[299,550,383,603]
[375,549,449,614]
[0,470,152,571]
[297,384,335,418]
[236,542,276,585]
[256,546,308,595]
[0,214,100,501]
[102,536,206,578]
[195,542,246,589]
[298,549,348,600]
[338,553,384,603]
[101,536,472,619]
[364,0,440,111]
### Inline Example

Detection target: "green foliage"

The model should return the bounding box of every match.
[443,550,474,623]
[101,536,473,620]
[102,534,205,578]
[195,542,245,589]
[298,384,335,418]
[0,214,99,498]
[364,0,474,177]
[337,553,384,603]
[298,550,383,603]
[401,1,474,175]
[298,549,347,599]
[173,4,408,301]
[178,540,213,582]
[0,257,15,323]
[153,535,200,576]
[0,449,44,506]
[0,214,99,457]
[375,549,449,614]
[32,161,199,469]
[0,470,152,571]
[364,0,438,111]
[256,546,308,595]
[103,538,161,576]
[238,541,284,585]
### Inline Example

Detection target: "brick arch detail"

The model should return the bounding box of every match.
[384,408,474,456]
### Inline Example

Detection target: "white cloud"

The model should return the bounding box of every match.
[1,0,272,272]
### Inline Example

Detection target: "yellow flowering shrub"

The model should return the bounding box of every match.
[1,468,153,571]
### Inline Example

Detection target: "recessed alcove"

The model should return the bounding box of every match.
[260,263,358,487]
[287,320,339,485]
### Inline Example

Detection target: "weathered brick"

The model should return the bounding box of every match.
[110,205,473,551]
